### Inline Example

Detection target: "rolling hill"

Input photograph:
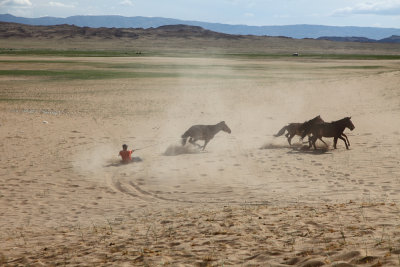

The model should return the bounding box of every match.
[2,13,400,40]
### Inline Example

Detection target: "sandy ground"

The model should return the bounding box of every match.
[1,56,400,266]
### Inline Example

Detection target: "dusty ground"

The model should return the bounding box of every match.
[1,54,400,266]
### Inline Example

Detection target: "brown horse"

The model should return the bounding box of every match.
[181,121,231,150]
[302,117,355,150]
[274,115,324,146]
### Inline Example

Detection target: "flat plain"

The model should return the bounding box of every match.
[1,28,400,266]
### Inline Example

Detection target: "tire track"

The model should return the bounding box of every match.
[127,181,195,203]
[110,174,156,201]
[110,173,237,204]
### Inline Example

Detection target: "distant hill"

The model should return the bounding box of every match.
[317,35,400,43]
[3,22,400,56]
[2,13,400,40]
[0,22,244,40]
[378,35,400,43]
[317,36,376,43]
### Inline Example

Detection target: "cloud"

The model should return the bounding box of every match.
[224,0,256,7]
[332,0,400,16]
[120,0,134,6]
[0,0,32,7]
[49,1,75,8]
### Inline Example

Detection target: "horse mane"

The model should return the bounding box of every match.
[300,115,323,139]
[331,117,351,125]
[300,121,312,139]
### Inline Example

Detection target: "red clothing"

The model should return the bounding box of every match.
[119,150,133,163]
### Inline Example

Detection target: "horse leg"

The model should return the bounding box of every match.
[342,133,350,147]
[338,135,349,149]
[311,136,318,150]
[307,135,312,148]
[202,139,210,150]
[287,134,293,146]
[319,138,328,148]
[333,137,338,149]
[189,138,201,149]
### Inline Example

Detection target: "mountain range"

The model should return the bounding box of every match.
[2,13,400,41]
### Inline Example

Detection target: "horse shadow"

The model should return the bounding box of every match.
[260,143,293,150]
[260,142,331,155]
[287,146,331,155]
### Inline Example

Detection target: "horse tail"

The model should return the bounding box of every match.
[274,126,287,137]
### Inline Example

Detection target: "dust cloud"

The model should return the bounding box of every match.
[72,144,118,176]
[163,144,200,156]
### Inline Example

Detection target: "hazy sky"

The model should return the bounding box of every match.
[1,0,400,28]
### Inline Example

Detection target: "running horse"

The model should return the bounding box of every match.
[274,115,324,146]
[181,121,232,150]
[301,117,355,150]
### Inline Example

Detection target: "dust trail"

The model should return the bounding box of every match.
[163,144,200,156]
[72,144,118,177]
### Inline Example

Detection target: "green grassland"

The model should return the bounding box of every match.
[1,41,399,112]
[2,48,400,60]
[0,50,395,82]
[0,69,178,80]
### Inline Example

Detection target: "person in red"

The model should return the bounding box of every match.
[119,144,134,163]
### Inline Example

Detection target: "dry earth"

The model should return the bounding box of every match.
[1,53,400,266]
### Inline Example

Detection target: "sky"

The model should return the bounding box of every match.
[1,0,400,28]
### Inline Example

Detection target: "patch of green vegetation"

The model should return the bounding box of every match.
[302,54,400,60]
[0,59,82,64]
[217,53,400,60]
[0,69,255,80]
[323,65,385,69]
[0,59,132,71]
[0,49,149,57]
[221,53,289,59]
[0,98,65,102]
[0,69,179,80]
[105,62,215,70]
[0,59,212,71]
[2,48,400,60]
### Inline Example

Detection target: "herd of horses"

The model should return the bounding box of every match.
[181,116,355,151]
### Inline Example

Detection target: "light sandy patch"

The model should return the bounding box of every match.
[1,55,400,266]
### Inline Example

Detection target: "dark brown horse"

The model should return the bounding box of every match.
[181,121,231,150]
[301,117,355,150]
[274,115,324,146]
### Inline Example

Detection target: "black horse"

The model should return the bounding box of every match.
[181,121,231,150]
[274,115,324,146]
[301,117,355,150]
